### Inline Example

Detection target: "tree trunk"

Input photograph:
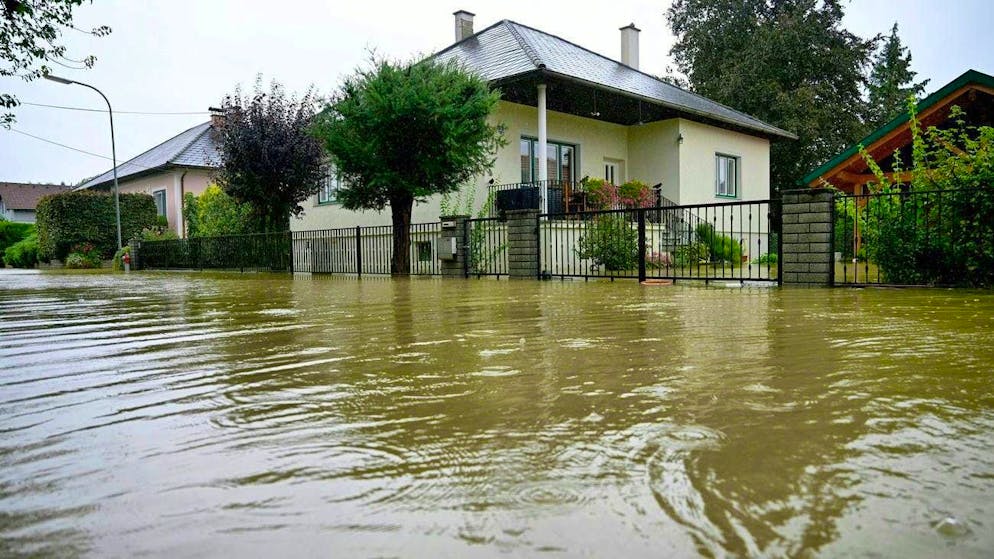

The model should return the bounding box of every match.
[390,195,414,275]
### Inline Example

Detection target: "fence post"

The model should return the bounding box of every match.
[507,209,539,279]
[439,214,469,278]
[355,225,362,277]
[780,188,834,286]
[637,209,647,282]
[129,239,140,270]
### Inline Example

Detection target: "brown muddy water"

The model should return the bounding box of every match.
[1,270,993,558]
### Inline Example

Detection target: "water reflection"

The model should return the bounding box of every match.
[1,271,992,557]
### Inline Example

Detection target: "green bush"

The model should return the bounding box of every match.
[674,241,710,266]
[576,214,638,271]
[755,252,778,265]
[184,185,257,237]
[64,243,102,269]
[695,222,742,264]
[0,221,35,254]
[140,227,180,241]
[3,233,39,268]
[36,190,157,262]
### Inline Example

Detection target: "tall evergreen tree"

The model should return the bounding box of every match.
[666,0,876,191]
[866,23,929,129]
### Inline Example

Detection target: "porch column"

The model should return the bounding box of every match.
[537,83,548,213]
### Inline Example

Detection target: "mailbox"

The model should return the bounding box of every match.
[439,236,458,260]
[441,220,457,229]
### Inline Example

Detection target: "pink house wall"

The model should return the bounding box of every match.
[113,168,213,236]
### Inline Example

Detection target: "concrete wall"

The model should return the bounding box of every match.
[781,188,834,286]
[2,209,36,223]
[677,119,771,206]
[110,168,213,236]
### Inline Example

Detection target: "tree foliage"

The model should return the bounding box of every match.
[313,56,504,274]
[183,185,256,238]
[1,0,110,127]
[866,23,929,129]
[666,0,876,190]
[214,77,326,232]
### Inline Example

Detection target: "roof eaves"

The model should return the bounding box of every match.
[801,69,994,185]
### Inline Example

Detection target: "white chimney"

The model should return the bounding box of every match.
[454,10,475,42]
[620,23,640,69]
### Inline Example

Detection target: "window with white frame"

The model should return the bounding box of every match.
[715,154,739,198]
[153,190,167,217]
[317,172,342,204]
[520,137,576,183]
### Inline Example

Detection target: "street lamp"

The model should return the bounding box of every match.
[44,74,122,249]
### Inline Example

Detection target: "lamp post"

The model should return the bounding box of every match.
[44,74,122,249]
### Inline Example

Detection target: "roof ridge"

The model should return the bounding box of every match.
[503,19,793,137]
[502,20,544,69]
[169,122,214,165]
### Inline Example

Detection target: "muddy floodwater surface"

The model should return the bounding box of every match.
[1,270,993,557]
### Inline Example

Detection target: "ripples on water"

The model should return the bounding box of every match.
[2,270,993,557]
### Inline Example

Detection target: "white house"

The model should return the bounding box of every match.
[291,11,795,232]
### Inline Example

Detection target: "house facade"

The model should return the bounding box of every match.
[77,116,222,236]
[291,13,793,232]
[0,182,72,222]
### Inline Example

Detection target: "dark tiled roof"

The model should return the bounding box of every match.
[0,182,71,210]
[434,20,796,139]
[78,122,219,189]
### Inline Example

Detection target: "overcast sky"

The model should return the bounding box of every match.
[2,0,992,185]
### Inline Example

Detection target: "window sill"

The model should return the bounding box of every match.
[316,200,341,207]
[715,194,739,199]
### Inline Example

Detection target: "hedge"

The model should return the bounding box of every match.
[3,233,38,268]
[0,221,35,255]
[36,190,157,261]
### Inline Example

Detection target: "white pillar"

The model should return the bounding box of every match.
[537,83,548,213]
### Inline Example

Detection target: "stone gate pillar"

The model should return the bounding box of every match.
[506,209,539,279]
[781,188,834,287]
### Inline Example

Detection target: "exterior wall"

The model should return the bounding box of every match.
[2,209,36,223]
[111,168,213,236]
[289,102,773,232]
[627,119,681,203]
[676,119,771,205]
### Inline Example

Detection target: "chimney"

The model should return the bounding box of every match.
[454,10,475,42]
[620,23,640,69]
[209,106,225,128]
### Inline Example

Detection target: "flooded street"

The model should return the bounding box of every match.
[2,270,993,557]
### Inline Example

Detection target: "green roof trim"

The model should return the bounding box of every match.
[801,69,994,186]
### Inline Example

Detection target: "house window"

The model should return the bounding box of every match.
[715,154,739,198]
[318,172,342,204]
[520,137,576,183]
[153,190,167,217]
[604,162,617,184]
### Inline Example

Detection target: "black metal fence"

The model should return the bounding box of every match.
[488,179,583,217]
[464,217,508,277]
[138,231,292,271]
[834,188,989,286]
[291,222,443,276]
[538,200,780,283]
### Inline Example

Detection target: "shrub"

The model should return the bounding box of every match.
[576,214,638,271]
[140,227,180,241]
[674,242,710,266]
[582,178,615,210]
[755,252,778,265]
[0,221,35,254]
[618,180,656,208]
[36,190,157,262]
[184,185,257,237]
[695,222,742,264]
[3,233,39,268]
[64,242,102,269]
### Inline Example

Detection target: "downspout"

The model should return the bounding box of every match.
[179,170,188,238]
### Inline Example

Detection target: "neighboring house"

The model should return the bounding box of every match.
[292,11,795,231]
[0,182,72,223]
[77,111,224,236]
[803,69,994,193]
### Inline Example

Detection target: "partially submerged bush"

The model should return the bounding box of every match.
[0,221,35,255]
[112,245,131,271]
[64,242,102,269]
[3,233,39,268]
[695,222,742,264]
[36,190,157,261]
[576,214,638,271]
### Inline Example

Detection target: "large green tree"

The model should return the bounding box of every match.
[666,0,876,191]
[1,0,110,127]
[866,23,929,129]
[215,77,326,232]
[312,57,504,275]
